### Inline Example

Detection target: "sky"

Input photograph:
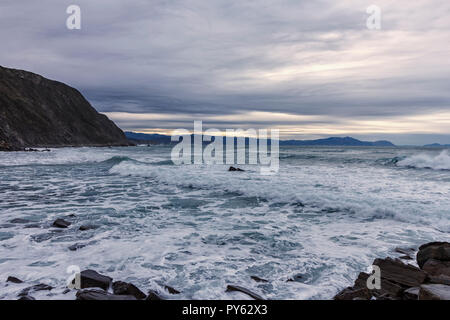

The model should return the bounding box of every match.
[0,0,449,145]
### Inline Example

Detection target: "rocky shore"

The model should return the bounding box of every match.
[334,242,450,300]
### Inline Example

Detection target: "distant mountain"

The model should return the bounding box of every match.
[125,132,396,147]
[0,66,129,150]
[424,143,450,147]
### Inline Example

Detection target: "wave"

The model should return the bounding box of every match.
[397,150,450,170]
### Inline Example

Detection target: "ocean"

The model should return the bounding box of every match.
[0,145,449,300]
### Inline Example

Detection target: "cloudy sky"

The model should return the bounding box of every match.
[1,0,449,144]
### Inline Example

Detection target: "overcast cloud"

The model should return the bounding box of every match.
[0,0,449,144]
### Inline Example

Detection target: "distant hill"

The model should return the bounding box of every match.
[0,66,129,151]
[424,143,450,147]
[125,132,395,147]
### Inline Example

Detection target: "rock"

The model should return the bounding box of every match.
[419,284,450,300]
[75,270,112,290]
[399,255,413,260]
[9,218,31,224]
[0,66,130,150]
[52,219,71,228]
[164,285,180,294]
[403,287,420,300]
[68,243,86,251]
[112,281,146,300]
[428,274,450,286]
[226,285,265,300]
[417,242,450,269]
[76,289,137,300]
[373,257,427,287]
[228,166,245,172]
[79,224,99,231]
[18,295,35,300]
[7,276,23,284]
[146,290,164,300]
[251,276,268,283]
[422,259,450,277]
[286,273,304,282]
[394,247,416,255]
[354,272,403,299]
[334,287,372,300]
[18,283,53,296]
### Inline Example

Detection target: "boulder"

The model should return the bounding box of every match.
[422,259,450,277]
[52,219,71,228]
[75,270,112,290]
[334,287,372,300]
[403,287,419,300]
[428,274,450,286]
[226,285,265,300]
[417,242,450,269]
[112,281,146,300]
[76,289,136,300]
[419,284,450,300]
[7,276,23,284]
[373,257,427,287]
[18,283,53,297]
[146,290,164,300]
[354,272,403,299]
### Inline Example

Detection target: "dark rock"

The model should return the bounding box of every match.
[18,295,35,300]
[24,224,40,229]
[428,274,450,286]
[7,276,23,284]
[79,224,99,231]
[419,284,450,300]
[373,257,427,287]
[286,274,304,282]
[422,258,450,277]
[334,287,372,300]
[112,281,146,300]
[0,66,130,150]
[226,285,265,300]
[75,270,112,290]
[52,219,71,228]
[403,287,419,300]
[9,218,31,224]
[251,276,268,283]
[228,166,245,172]
[76,289,136,301]
[146,290,164,300]
[417,242,450,269]
[354,272,403,299]
[164,285,180,294]
[399,255,413,260]
[18,283,53,296]
[394,247,416,255]
[68,243,86,251]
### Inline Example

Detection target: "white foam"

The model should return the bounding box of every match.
[397,150,450,170]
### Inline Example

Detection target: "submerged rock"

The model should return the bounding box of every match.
[226,285,265,300]
[164,285,180,295]
[112,281,146,300]
[7,276,23,284]
[228,166,245,172]
[18,283,53,297]
[76,289,136,300]
[75,270,112,290]
[9,218,31,224]
[68,243,86,251]
[419,284,450,300]
[251,276,268,283]
[52,219,71,228]
[286,274,304,282]
[79,224,99,231]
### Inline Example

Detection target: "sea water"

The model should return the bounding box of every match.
[0,146,449,299]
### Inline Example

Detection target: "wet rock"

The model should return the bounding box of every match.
[251,276,268,283]
[403,287,419,300]
[428,274,450,286]
[399,255,413,260]
[419,284,450,300]
[394,247,416,256]
[79,224,99,231]
[417,242,450,269]
[52,219,71,228]
[9,218,31,224]
[7,276,23,284]
[24,224,41,229]
[146,290,164,300]
[228,166,245,172]
[164,285,180,294]
[354,272,403,299]
[112,281,146,299]
[373,257,427,287]
[68,243,86,251]
[19,283,53,296]
[226,285,265,300]
[422,259,450,277]
[76,289,136,300]
[75,270,112,290]
[334,287,372,300]
[18,295,35,300]
[286,274,304,282]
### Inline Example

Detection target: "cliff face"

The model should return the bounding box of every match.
[0,66,129,150]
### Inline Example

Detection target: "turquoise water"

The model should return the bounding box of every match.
[0,146,449,299]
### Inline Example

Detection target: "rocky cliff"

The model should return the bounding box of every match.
[0,66,129,150]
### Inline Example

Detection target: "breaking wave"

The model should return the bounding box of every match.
[397,150,450,170]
